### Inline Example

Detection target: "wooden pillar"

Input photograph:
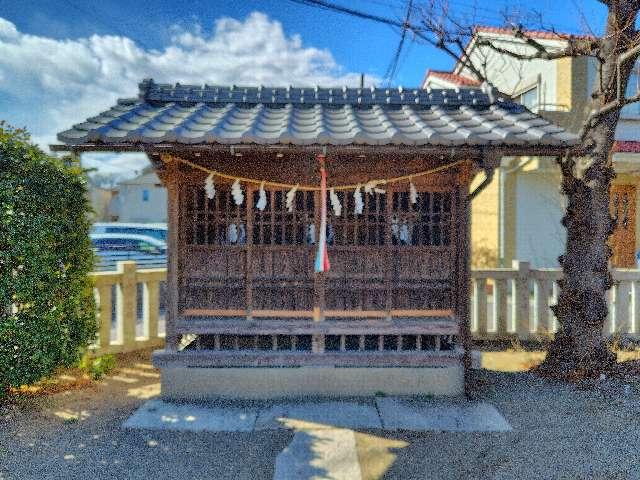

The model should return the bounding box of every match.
[161,156,181,351]
[456,160,473,397]
[246,188,254,320]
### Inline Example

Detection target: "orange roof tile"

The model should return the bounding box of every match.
[423,69,481,87]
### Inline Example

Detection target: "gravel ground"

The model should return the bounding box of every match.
[2,351,640,480]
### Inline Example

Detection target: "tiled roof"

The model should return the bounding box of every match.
[613,141,640,153]
[56,79,578,148]
[474,26,596,41]
[423,70,481,87]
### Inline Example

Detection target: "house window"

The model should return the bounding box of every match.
[142,189,150,202]
[517,86,538,111]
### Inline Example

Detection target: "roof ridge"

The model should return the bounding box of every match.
[136,78,494,107]
[473,25,596,41]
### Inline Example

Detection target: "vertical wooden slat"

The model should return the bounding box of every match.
[146,280,160,340]
[473,278,488,338]
[493,278,509,337]
[97,285,112,349]
[385,189,393,319]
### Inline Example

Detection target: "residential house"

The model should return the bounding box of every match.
[109,167,168,223]
[87,184,118,222]
[424,26,640,268]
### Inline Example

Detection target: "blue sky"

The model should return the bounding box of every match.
[0,0,608,177]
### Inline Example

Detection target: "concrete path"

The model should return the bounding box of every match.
[122,397,510,479]
[123,397,511,433]
[274,428,362,480]
[123,399,257,432]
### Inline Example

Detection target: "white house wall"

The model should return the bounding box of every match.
[111,171,168,223]
[514,170,566,267]
[457,34,564,110]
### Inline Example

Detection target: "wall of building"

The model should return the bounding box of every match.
[111,171,167,223]
[458,34,564,110]
[88,186,117,222]
[470,171,499,267]
[513,170,566,268]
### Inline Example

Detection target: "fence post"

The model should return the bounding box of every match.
[96,285,112,349]
[604,283,615,337]
[534,277,552,338]
[512,260,531,340]
[118,261,138,347]
[615,278,631,335]
[473,277,488,338]
[494,278,509,337]
[146,280,160,340]
[633,280,640,337]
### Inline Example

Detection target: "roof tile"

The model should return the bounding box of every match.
[56,80,578,149]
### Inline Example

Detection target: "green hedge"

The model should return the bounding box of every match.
[0,123,97,394]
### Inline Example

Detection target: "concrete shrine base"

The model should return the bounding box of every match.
[158,365,463,401]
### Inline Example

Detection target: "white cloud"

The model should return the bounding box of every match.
[0,12,369,178]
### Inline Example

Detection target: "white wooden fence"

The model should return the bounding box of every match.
[90,261,166,355]
[472,260,640,341]
[89,260,640,356]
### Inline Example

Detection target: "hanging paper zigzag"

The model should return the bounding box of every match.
[409,180,418,205]
[354,185,364,215]
[329,188,341,217]
[204,173,215,199]
[256,181,267,211]
[286,184,299,212]
[231,179,244,206]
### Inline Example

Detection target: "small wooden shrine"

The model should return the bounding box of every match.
[55,79,577,398]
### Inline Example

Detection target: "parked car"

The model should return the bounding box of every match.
[91,222,167,242]
[91,233,167,271]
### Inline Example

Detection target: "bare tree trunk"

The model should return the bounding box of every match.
[542,125,617,375]
[540,3,639,376]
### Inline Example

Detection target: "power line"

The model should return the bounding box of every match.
[288,0,407,29]
[383,0,414,85]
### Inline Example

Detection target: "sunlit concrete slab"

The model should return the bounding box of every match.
[274,428,362,480]
[123,399,257,432]
[376,397,512,432]
[456,401,512,432]
[255,401,382,431]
